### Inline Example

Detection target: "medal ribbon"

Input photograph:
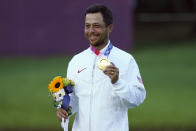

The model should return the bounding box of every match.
[90,46,100,56]
[90,42,113,57]
[104,42,113,57]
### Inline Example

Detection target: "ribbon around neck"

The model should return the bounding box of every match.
[90,42,113,57]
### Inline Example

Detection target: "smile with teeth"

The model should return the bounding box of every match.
[89,35,99,41]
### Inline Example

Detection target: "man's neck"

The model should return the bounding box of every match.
[92,39,109,51]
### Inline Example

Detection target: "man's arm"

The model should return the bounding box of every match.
[104,57,146,108]
[56,59,78,120]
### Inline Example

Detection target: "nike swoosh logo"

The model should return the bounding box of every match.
[77,67,87,73]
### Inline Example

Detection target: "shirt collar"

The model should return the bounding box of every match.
[89,40,110,56]
[99,40,110,55]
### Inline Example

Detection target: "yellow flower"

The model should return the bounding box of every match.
[48,76,64,93]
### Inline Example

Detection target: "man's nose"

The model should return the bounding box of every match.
[89,26,95,33]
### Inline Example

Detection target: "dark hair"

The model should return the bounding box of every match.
[85,4,113,27]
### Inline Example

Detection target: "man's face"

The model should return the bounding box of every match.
[85,12,112,47]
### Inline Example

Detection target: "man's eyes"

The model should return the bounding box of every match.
[85,24,102,28]
[94,25,101,28]
[85,25,90,28]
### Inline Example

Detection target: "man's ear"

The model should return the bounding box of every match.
[108,24,113,32]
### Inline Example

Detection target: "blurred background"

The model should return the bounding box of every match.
[0,0,196,130]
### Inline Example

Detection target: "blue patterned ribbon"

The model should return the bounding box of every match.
[104,42,113,57]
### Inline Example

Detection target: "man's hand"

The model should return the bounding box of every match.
[56,107,71,121]
[103,64,119,84]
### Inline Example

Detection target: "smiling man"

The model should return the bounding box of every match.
[85,11,112,50]
[56,4,146,131]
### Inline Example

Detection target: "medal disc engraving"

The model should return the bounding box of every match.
[97,58,111,70]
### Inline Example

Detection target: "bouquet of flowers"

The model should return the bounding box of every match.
[48,76,75,115]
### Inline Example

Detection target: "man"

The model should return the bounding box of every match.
[57,4,146,131]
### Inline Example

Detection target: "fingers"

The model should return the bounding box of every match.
[104,65,119,76]
[68,106,72,110]
[104,65,117,72]
[56,108,68,121]
[103,65,119,84]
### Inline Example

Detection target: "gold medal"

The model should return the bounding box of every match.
[97,57,111,70]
